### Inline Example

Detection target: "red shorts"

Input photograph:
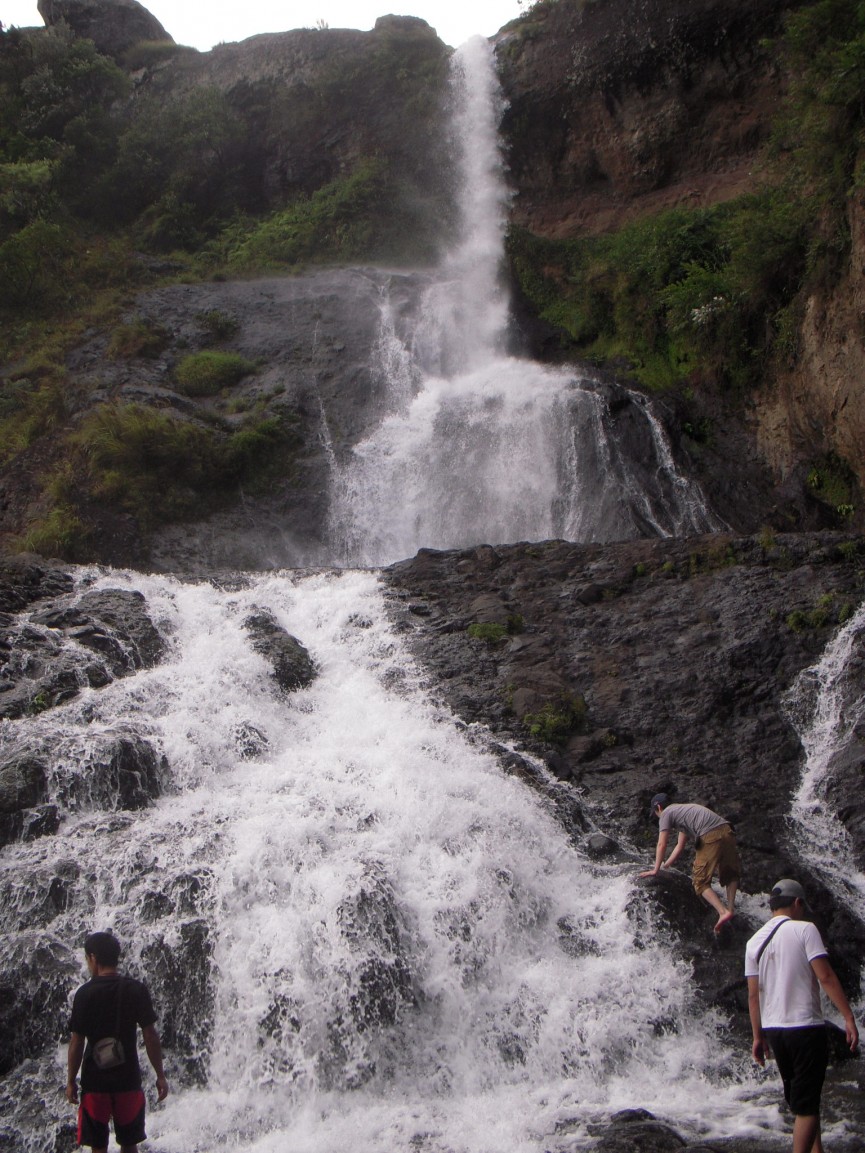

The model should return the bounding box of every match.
[78,1090,146,1148]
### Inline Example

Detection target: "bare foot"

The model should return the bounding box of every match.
[714,911,734,933]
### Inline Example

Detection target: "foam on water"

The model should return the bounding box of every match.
[1,567,785,1151]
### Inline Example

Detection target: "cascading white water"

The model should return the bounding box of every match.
[327,38,723,567]
[1,568,783,1152]
[785,602,865,922]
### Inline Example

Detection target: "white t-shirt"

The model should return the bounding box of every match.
[744,917,828,1028]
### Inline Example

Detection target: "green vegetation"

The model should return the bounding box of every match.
[174,350,257,397]
[509,0,865,395]
[786,591,854,631]
[467,615,525,642]
[468,622,508,642]
[508,189,810,391]
[523,692,587,746]
[806,452,857,521]
[62,402,300,536]
[107,318,168,359]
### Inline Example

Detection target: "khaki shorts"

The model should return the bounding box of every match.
[692,825,740,895]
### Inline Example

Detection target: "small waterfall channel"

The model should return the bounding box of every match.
[327,38,724,567]
[785,601,865,920]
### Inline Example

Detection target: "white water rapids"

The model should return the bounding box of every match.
[2,567,778,1151]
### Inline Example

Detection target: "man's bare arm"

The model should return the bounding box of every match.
[640,830,671,877]
[747,976,769,1065]
[66,1033,85,1103]
[811,956,859,1052]
[142,1024,170,1101]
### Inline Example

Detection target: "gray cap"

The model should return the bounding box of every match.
[649,792,669,816]
[771,878,807,904]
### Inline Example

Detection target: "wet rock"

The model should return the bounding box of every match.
[0,932,79,1075]
[244,609,316,693]
[75,588,166,669]
[0,756,49,849]
[233,721,269,759]
[0,579,166,720]
[51,733,168,813]
[141,918,215,1086]
[589,1109,686,1152]
[585,832,618,857]
[384,531,865,1029]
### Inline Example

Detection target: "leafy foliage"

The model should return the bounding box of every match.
[508,188,810,390]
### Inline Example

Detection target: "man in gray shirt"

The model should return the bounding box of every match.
[640,793,741,932]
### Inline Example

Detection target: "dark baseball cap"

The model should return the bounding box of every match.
[649,792,669,816]
[770,878,807,904]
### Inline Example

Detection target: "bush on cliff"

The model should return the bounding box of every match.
[174,351,257,397]
[67,403,301,533]
[508,188,809,390]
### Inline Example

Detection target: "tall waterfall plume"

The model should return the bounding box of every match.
[327,39,723,567]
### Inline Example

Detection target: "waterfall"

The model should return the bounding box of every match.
[1,567,782,1152]
[327,38,723,568]
[785,602,865,922]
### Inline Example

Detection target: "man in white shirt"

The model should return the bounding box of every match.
[640,793,740,931]
[745,878,859,1153]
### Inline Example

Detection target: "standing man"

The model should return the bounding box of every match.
[745,878,858,1153]
[640,792,740,931]
[66,931,169,1153]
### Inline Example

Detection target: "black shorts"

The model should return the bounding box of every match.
[78,1090,146,1148]
[765,1025,828,1116]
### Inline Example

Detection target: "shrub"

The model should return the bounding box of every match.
[468,622,508,642]
[14,503,86,560]
[197,309,239,341]
[174,350,256,397]
[72,402,301,528]
[107,318,167,359]
[523,693,587,746]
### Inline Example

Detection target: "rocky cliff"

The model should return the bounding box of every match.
[496,0,865,529]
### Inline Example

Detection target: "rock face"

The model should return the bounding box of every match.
[36,0,173,59]
[383,532,865,1012]
[496,0,796,237]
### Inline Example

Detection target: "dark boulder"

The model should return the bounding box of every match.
[0,756,49,849]
[36,0,174,60]
[0,933,78,1075]
[75,588,166,669]
[49,730,167,813]
[141,918,215,1086]
[0,581,166,720]
[244,609,316,693]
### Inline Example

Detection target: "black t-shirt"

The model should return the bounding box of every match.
[68,974,157,1092]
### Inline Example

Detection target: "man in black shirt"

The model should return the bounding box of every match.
[66,931,169,1152]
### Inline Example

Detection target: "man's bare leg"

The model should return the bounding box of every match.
[701,886,734,932]
[725,878,738,916]
[792,1113,823,1153]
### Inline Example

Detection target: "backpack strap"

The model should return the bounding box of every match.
[114,976,125,1037]
[756,917,791,966]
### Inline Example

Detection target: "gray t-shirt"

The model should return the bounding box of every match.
[658,803,728,841]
